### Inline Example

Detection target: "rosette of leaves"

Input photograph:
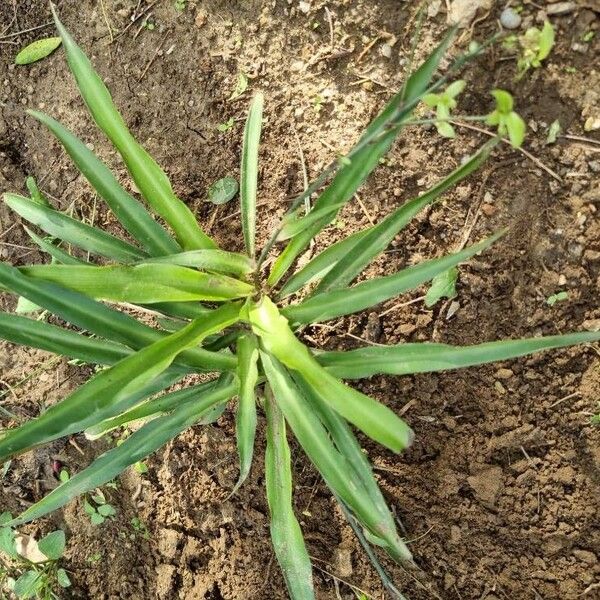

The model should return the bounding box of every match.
[0,8,597,599]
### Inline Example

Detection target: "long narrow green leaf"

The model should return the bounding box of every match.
[315,140,496,293]
[20,264,253,303]
[277,202,346,242]
[246,297,413,452]
[10,378,237,526]
[318,332,600,379]
[0,303,240,461]
[293,374,411,562]
[24,226,87,265]
[51,6,215,251]
[283,231,504,324]
[0,264,237,372]
[28,110,180,257]
[4,194,146,262]
[240,93,263,258]
[0,311,130,366]
[232,334,259,493]
[277,229,368,299]
[264,386,315,600]
[84,378,223,439]
[261,352,411,561]
[267,28,457,287]
[139,249,254,277]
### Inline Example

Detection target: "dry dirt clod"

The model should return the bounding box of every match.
[546,2,578,15]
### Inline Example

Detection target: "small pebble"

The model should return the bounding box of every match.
[496,368,514,380]
[547,2,577,16]
[298,1,311,14]
[500,7,522,30]
[380,43,393,58]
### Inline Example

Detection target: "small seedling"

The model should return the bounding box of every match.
[423,80,465,138]
[229,72,248,101]
[516,21,555,79]
[546,291,568,306]
[83,492,117,526]
[130,517,150,540]
[217,117,235,132]
[174,0,187,11]
[546,119,561,145]
[133,460,148,474]
[0,515,70,598]
[485,89,526,148]
[86,552,102,565]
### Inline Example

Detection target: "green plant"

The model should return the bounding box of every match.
[83,492,116,526]
[1,9,598,599]
[505,20,555,79]
[0,515,70,599]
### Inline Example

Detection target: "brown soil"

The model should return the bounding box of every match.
[1,1,599,599]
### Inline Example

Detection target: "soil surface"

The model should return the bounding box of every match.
[1,1,599,599]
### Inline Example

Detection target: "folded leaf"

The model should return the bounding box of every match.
[4,194,146,262]
[293,374,411,562]
[0,264,236,372]
[240,94,263,258]
[0,302,240,460]
[28,110,180,257]
[233,334,259,493]
[264,386,315,600]
[51,6,215,251]
[0,311,130,366]
[317,332,600,379]
[246,297,413,452]
[20,264,254,303]
[10,377,237,525]
[283,230,504,324]
[261,352,411,556]
[139,249,254,277]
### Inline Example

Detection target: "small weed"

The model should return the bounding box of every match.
[130,517,151,540]
[0,515,70,598]
[217,117,235,132]
[83,491,117,526]
[546,291,569,306]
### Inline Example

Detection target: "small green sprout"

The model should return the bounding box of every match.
[312,94,324,113]
[217,117,235,132]
[546,120,561,145]
[546,291,568,306]
[0,516,70,598]
[582,31,595,43]
[517,21,555,78]
[84,492,117,526]
[130,517,151,540]
[174,0,187,11]
[86,552,103,564]
[423,80,465,138]
[229,72,248,101]
[486,89,526,148]
[133,460,148,474]
[425,267,458,307]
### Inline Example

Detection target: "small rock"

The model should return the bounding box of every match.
[495,381,507,395]
[158,529,183,560]
[547,2,577,15]
[553,465,576,485]
[584,116,600,132]
[481,203,497,217]
[589,160,600,173]
[467,465,504,507]
[583,319,600,332]
[195,10,207,28]
[495,368,514,380]
[500,7,522,29]
[558,274,567,285]
[573,549,597,565]
[380,43,393,58]
[298,1,311,14]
